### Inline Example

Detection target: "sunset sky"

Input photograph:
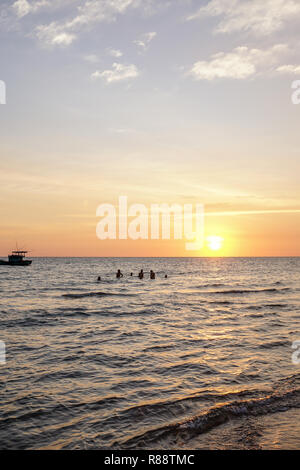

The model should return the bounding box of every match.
[0,0,300,257]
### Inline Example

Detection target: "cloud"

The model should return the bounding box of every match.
[189,44,288,80]
[7,1,161,47]
[277,64,300,74]
[91,62,140,83]
[12,0,57,18]
[188,0,300,36]
[12,0,31,17]
[84,54,100,63]
[107,48,123,58]
[12,0,51,18]
[32,0,142,46]
[134,31,157,50]
[206,209,300,217]
[65,0,137,29]
[36,23,76,46]
[109,127,137,134]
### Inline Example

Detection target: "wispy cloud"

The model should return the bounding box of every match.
[108,127,137,134]
[134,31,157,51]
[36,24,75,46]
[12,0,50,18]
[107,48,123,58]
[91,62,140,83]
[11,0,74,19]
[189,44,288,80]
[31,0,144,47]
[84,53,100,64]
[188,0,300,36]
[277,64,300,74]
[206,209,300,217]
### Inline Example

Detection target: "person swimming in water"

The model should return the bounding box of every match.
[116,269,123,279]
[138,269,144,279]
[150,270,156,280]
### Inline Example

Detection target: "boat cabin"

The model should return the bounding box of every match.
[8,251,28,263]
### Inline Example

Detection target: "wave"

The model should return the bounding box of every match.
[208,288,290,295]
[0,395,125,427]
[143,344,176,352]
[207,300,233,305]
[196,283,225,288]
[121,375,300,449]
[259,340,290,349]
[246,304,289,310]
[62,291,135,299]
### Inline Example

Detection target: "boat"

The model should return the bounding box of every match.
[0,251,32,266]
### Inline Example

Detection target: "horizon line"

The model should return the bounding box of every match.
[2,255,299,259]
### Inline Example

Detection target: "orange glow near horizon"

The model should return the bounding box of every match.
[0,159,299,258]
[1,210,299,258]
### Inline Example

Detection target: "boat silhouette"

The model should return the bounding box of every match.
[0,251,32,266]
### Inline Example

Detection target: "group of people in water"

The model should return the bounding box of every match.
[97,270,168,282]
[133,269,156,280]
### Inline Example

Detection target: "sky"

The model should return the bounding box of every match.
[0,0,300,257]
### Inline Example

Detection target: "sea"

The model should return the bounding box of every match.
[1,257,300,450]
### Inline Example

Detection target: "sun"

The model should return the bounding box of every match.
[207,236,224,251]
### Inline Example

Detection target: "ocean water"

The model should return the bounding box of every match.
[1,257,300,450]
